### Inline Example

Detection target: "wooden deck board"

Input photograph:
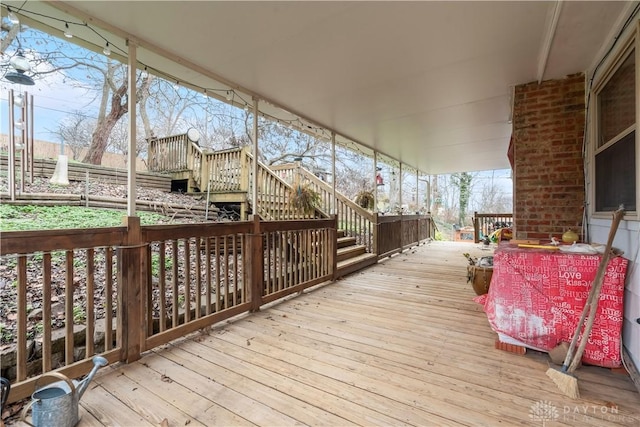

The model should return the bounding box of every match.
[71,241,639,426]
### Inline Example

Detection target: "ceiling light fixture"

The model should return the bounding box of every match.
[4,49,35,85]
[103,42,111,56]
[226,90,233,101]
[64,23,73,38]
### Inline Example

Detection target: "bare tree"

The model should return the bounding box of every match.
[49,111,93,160]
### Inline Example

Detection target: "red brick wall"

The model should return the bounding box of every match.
[512,73,585,241]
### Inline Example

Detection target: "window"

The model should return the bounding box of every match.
[594,46,636,212]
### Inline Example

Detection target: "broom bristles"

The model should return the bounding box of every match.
[546,367,580,399]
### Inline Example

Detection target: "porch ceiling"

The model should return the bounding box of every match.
[3,1,634,174]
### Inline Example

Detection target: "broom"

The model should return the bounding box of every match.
[546,206,625,399]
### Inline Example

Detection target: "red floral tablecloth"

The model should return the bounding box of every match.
[476,244,628,368]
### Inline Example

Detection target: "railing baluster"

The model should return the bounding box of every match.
[17,255,27,381]
[86,248,95,357]
[233,234,238,305]
[195,237,202,319]
[158,242,166,332]
[65,250,74,366]
[171,240,179,328]
[105,247,113,351]
[223,236,229,309]
[42,253,52,372]
[205,238,212,315]
[184,239,191,323]
[214,236,221,313]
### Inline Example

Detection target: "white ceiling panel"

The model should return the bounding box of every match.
[3,1,635,175]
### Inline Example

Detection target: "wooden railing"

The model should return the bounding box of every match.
[0,226,128,402]
[0,216,336,403]
[376,214,434,259]
[200,147,247,193]
[472,212,513,243]
[245,153,324,220]
[271,163,375,252]
[148,134,190,172]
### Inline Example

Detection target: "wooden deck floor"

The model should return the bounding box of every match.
[35,241,640,426]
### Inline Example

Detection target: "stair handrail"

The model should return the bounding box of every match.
[244,151,329,220]
[271,163,375,252]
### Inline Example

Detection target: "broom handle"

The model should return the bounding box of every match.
[561,278,595,369]
[566,207,624,373]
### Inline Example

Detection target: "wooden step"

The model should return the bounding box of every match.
[337,236,357,249]
[336,253,377,278]
[336,230,346,238]
[336,245,366,263]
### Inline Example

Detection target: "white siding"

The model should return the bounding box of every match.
[589,218,640,370]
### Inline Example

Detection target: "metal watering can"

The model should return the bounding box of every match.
[21,356,108,427]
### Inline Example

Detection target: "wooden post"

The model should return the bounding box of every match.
[373,212,379,256]
[118,216,144,363]
[399,214,404,253]
[251,97,259,217]
[331,132,336,215]
[240,147,250,220]
[331,214,338,281]
[373,151,378,213]
[474,211,480,243]
[249,215,264,312]
[126,40,138,216]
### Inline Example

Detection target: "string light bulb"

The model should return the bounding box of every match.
[226,90,233,101]
[103,42,111,56]
[64,23,73,38]
[7,8,20,25]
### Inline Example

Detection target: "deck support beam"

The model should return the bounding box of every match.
[252,97,259,216]
[127,39,138,216]
[331,132,336,215]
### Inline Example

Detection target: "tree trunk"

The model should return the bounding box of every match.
[82,79,128,165]
[139,74,154,141]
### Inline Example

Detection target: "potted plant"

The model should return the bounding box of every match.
[289,183,321,215]
[354,190,374,209]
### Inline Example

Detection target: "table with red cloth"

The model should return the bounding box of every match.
[476,243,628,368]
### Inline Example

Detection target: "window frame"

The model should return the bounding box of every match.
[590,26,639,218]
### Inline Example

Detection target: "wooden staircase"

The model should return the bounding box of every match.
[148,137,379,278]
[336,230,377,277]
